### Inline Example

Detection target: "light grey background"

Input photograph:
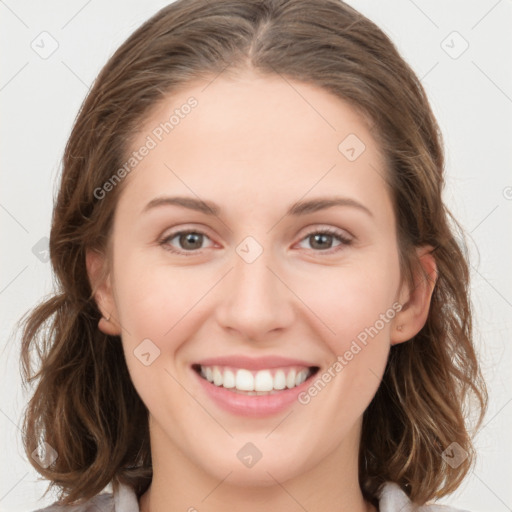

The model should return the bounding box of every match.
[1,1,511,511]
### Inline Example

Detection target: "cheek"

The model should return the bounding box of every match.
[293,253,400,412]
[295,257,400,350]
[112,252,219,357]
[292,268,397,425]
[111,256,200,409]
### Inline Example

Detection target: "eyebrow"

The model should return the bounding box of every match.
[142,195,373,218]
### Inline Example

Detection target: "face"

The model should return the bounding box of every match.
[89,71,431,488]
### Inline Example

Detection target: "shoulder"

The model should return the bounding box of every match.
[30,483,139,512]
[30,493,114,512]
[378,482,471,512]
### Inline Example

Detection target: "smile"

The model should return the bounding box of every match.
[193,364,319,395]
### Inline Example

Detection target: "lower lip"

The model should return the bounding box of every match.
[193,368,315,417]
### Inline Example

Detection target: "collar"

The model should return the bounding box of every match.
[112,480,469,512]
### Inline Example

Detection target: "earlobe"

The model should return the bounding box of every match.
[85,249,122,336]
[391,246,437,345]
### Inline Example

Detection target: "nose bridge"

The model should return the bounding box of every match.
[215,236,293,339]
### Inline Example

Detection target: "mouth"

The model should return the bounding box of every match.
[192,363,320,395]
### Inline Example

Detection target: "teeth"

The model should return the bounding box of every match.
[254,370,273,391]
[286,369,296,389]
[296,370,308,386]
[274,370,286,390]
[213,367,223,386]
[236,369,254,391]
[199,365,313,393]
[223,369,236,388]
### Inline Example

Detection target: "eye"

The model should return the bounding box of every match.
[159,226,353,256]
[297,227,352,254]
[159,229,214,255]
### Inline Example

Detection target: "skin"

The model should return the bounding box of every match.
[87,70,436,512]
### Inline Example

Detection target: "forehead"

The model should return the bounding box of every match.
[117,72,391,221]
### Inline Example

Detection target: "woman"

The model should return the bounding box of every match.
[20,1,487,510]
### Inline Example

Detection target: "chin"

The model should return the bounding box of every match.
[194,442,316,488]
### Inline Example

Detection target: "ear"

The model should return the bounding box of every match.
[390,245,437,345]
[85,248,121,336]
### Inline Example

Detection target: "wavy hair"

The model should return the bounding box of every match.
[19,0,487,507]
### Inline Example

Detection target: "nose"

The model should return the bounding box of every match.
[214,243,295,342]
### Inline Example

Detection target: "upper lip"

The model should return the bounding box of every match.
[193,355,318,371]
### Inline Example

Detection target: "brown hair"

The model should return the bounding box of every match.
[19,0,487,507]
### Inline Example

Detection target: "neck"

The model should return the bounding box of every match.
[139,417,377,512]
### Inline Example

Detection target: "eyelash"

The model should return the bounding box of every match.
[158,226,353,256]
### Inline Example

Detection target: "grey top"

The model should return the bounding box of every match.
[32,481,470,511]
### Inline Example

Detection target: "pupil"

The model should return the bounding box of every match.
[311,233,331,249]
[181,233,202,249]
